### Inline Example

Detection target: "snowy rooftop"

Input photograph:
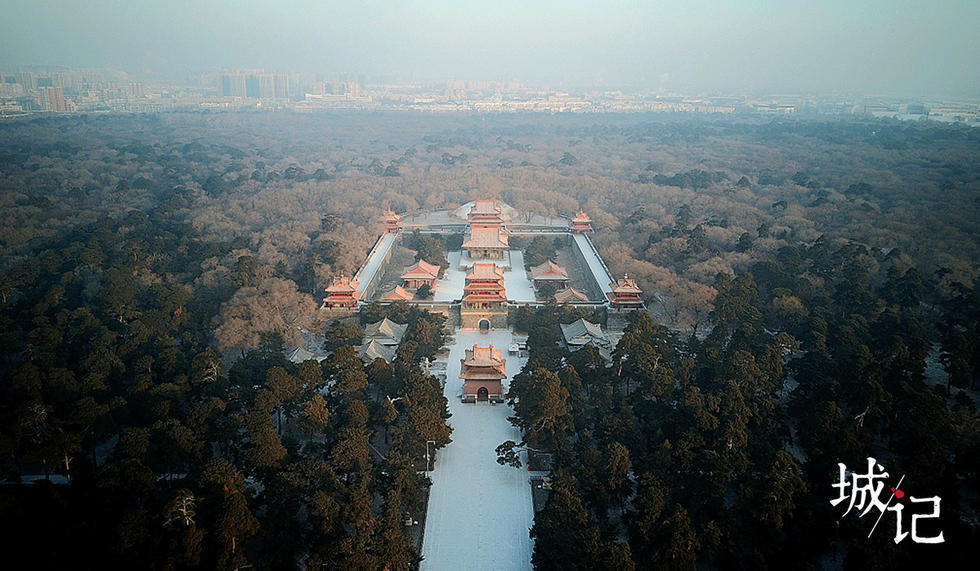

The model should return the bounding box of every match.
[363,317,407,345]
[463,227,509,249]
[402,259,441,279]
[530,260,569,281]
[468,262,506,280]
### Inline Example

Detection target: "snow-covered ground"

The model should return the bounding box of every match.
[421,328,534,571]
[354,233,398,294]
[434,250,537,304]
[573,233,614,298]
[434,251,466,302]
[460,250,513,270]
[503,251,536,303]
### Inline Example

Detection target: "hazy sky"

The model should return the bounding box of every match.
[2,0,977,95]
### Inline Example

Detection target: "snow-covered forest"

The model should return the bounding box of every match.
[0,112,976,568]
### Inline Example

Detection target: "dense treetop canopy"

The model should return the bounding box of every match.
[0,111,976,568]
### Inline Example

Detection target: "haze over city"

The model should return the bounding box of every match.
[2,0,978,96]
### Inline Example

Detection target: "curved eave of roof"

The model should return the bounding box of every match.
[452,199,518,221]
[461,373,507,381]
[463,282,505,290]
[466,264,506,279]
[531,261,569,280]
[462,295,507,303]
[401,260,440,278]
[462,236,509,249]
[383,286,413,300]
[325,289,362,298]
[326,276,360,292]
[610,281,642,293]
[555,289,589,303]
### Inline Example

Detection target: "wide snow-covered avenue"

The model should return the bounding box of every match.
[421,328,534,570]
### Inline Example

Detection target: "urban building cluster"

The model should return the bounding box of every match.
[218,71,289,99]
[0,69,171,114]
[1,67,977,122]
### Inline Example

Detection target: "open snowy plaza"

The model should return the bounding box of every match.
[433,250,537,303]
[420,328,534,570]
[432,251,466,302]
[354,233,397,294]
[501,251,536,303]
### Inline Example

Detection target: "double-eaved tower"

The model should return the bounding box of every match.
[322,275,361,309]
[462,199,508,260]
[570,210,593,233]
[608,274,644,310]
[384,208,402,233]
[461,263,507,329]
[459,199,509,329]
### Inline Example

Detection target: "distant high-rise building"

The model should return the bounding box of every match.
[52,71,75,89]
[229,74,246,97]
[241,73,277,99]
[467,80,493,91]
[446,80,465,100]
[273,74,288,98]
[245,74,260,98]
[258,74,274,98]
[39,86,67,112]
[220,73,246,97]
[0,82,25,97]
[80,71,104,88]
[14,72,37,90]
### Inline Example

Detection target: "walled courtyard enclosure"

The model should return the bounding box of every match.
[339,200,638,326]
[326,200,643,569]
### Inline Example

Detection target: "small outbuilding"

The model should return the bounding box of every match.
[358,339,397,363]
[530,260,569,289]
[382,285,414,301]
[401,259,441,289]
[363,317,408,346]
[554,287,589,304]
[561,318,612,361]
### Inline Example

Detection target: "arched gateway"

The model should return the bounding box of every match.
[459,344,506,403]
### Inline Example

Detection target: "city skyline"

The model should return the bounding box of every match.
[2,65,977,122]
[1,1,978,98]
